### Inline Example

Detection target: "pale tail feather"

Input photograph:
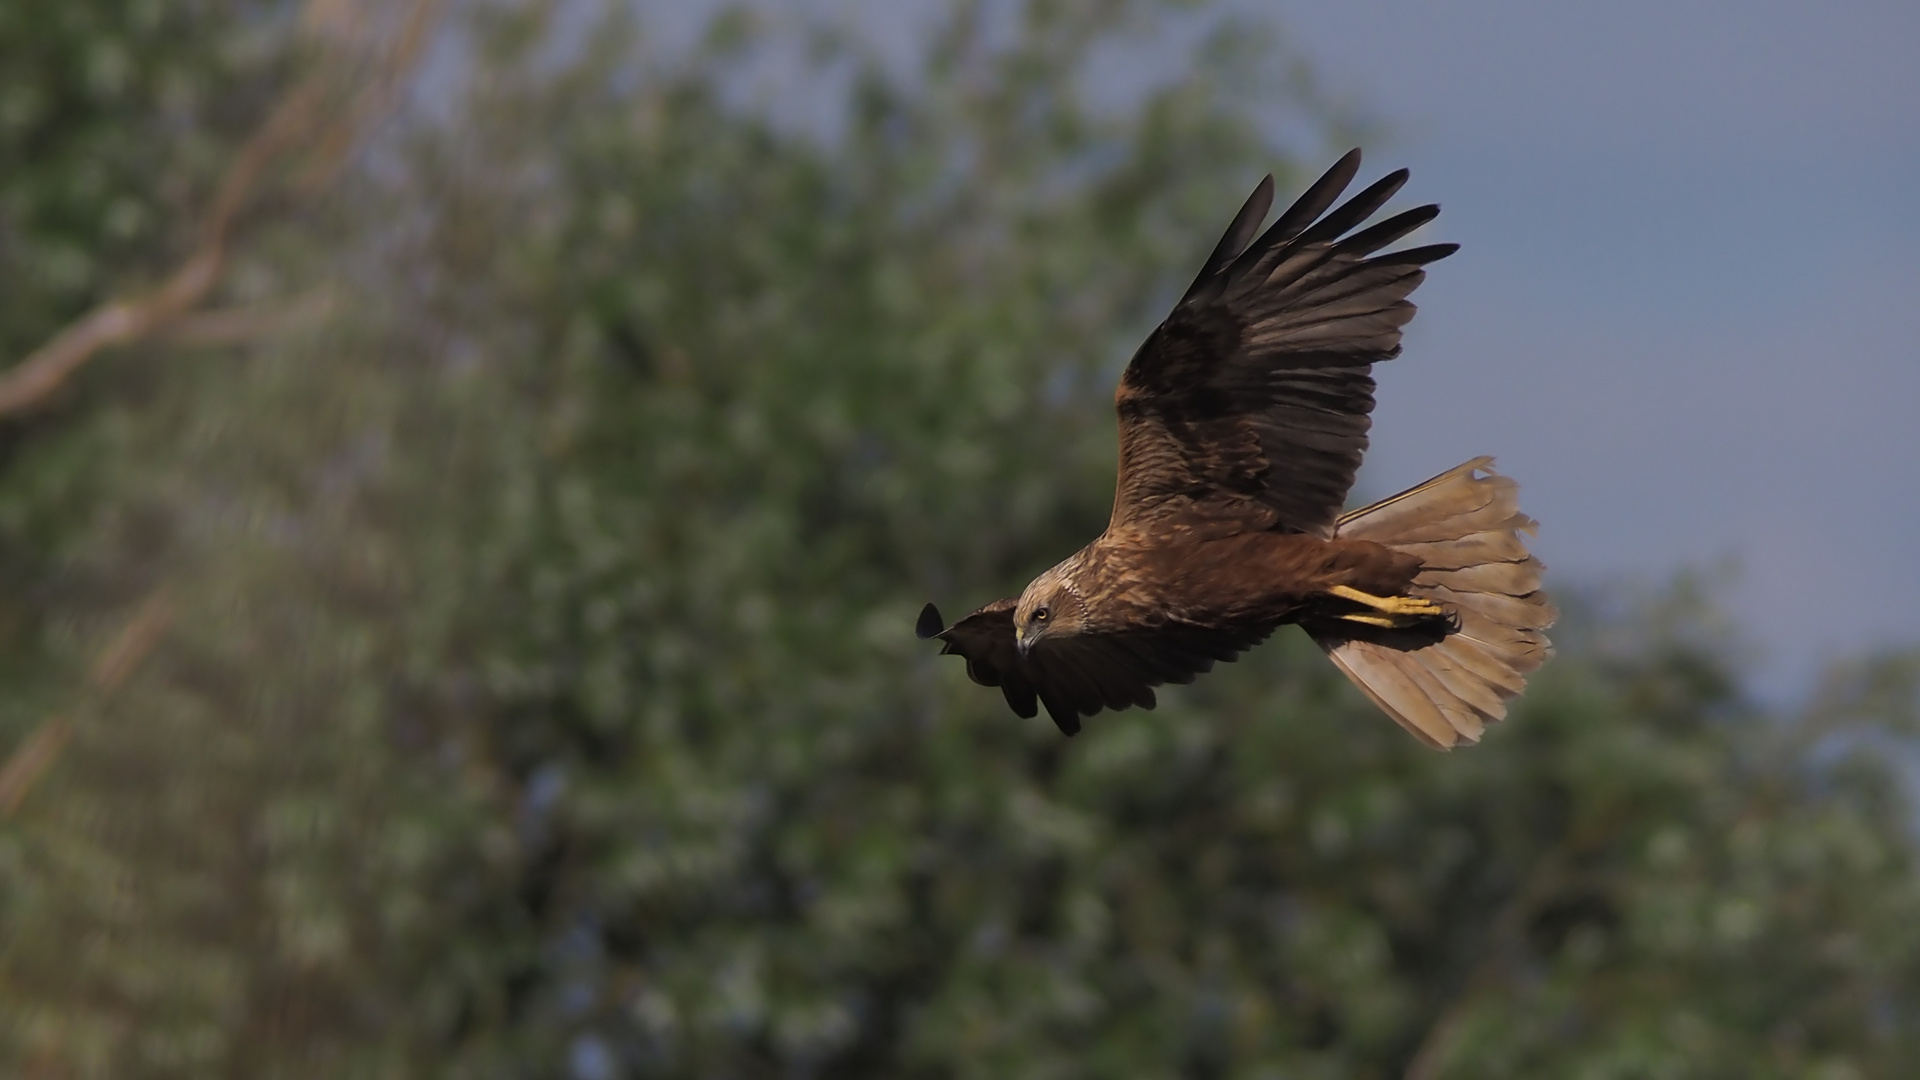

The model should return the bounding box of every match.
[1311,457,1555,749]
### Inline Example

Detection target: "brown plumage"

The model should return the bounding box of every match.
[917,150,1554,747]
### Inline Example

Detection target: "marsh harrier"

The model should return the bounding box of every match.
[917,150,1554,749]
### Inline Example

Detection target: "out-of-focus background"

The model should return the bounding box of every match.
[3,2,1919,1077]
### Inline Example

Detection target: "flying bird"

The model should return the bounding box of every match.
[917,150,1554,749]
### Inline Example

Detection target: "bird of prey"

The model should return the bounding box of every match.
[917,150,1554,749]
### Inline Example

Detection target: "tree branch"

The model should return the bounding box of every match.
[0,589,175,816]
[0,0,443,419]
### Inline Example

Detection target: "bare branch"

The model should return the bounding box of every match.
[87,588,176,693]
[295,0,447,196]
[0,719,72,817]
[0,589,175,816]
[0,0,443,419]
[0,248,225,416]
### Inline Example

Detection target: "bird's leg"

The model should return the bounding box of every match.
[1337,612,1404,629]
[1328,585,1445,619]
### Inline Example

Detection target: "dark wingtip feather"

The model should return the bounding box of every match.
[1002,682,1038,719]
[1180,173,1277,305]
[1270,150,1363,237]
[1296,167,1411,247]
[1339,203,1440,257]
[1369,241,1460,267]
[1210,174,1275,266]
[915,602,945,640]
[1219,150,1364,287]
[1037,687,1084,735]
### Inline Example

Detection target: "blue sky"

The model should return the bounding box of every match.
[639,0,1920,699]
[1261,1,1920,698]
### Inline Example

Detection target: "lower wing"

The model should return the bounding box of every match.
[920,601,1269,735]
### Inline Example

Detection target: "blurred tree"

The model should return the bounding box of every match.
[0,0,294,362]
[3,2,1919,1079]
[0,2,476,1077]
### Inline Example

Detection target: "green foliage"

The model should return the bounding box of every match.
[0,1,297,359]
[2,3,1919,1078]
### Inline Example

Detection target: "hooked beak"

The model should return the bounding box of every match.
[1016,626,1032,658]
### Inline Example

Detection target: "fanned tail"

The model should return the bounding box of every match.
[1310,457,1555,749]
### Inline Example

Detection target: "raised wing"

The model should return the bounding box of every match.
[1111,149,1459,538]
[918,602,1269,735]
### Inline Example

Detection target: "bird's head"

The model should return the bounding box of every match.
[1014,565,1088,657]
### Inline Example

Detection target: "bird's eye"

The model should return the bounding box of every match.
[1033,607,1050,622]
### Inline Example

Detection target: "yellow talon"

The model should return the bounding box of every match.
[1337,612,1403,629]
[1328,585,1444,618]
